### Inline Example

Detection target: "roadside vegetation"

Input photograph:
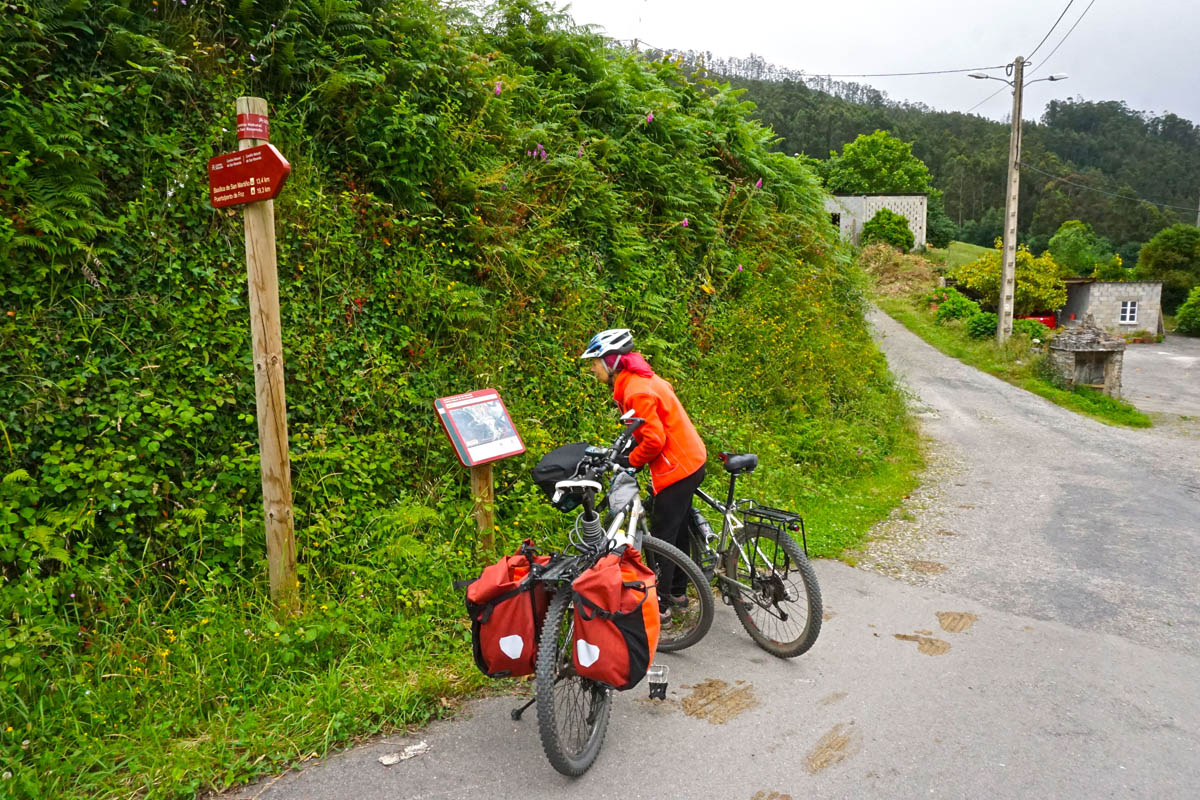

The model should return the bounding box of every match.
[0,2,920,797]
[866,244,1153,429]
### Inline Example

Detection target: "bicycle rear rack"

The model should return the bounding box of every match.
[740,503,809,556]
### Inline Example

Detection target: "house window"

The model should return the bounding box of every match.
[1119,301,1138,324]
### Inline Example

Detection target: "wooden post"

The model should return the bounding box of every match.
[470,462,495,555]
[237,96,298,613]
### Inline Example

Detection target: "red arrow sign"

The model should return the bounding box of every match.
[208,144,291,209]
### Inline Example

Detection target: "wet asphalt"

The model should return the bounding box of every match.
[223,312,1200,800]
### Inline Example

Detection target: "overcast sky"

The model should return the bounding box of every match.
[558,0,1200,125]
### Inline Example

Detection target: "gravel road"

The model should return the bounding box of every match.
[224,311,1200,800]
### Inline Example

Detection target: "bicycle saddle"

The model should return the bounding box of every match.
[718,452,758,475]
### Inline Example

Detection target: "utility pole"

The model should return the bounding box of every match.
[998,56,1024,345]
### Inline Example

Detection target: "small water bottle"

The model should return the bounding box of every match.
[689,507,716,543]
[647,663,669,699]
[688,508,718,578]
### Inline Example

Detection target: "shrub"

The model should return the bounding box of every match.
[862,208,915,252]
[1173,285,1200,335]
[967,312,999,339]
[1012,318,1050,340]
[934,288,980,324]
[951,241,1067,315]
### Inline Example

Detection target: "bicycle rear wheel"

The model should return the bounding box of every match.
[723,523,822,658]
[640,536,714,652]
[535,590,612,776]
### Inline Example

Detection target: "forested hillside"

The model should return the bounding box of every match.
[677,52,1200,264]
[0,2,914,796]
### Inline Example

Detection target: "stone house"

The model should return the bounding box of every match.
[1059,279,1164,337]
[823,194,927,250]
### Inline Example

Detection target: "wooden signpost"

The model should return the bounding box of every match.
[209,97,298,613]
[434,390,525,555]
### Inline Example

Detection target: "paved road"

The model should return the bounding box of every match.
[226,313,1200,800]
[1121,335,1200,425]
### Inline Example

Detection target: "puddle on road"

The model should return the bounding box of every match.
[936,611,979,633]
[806,722,862,774]
[681,678,759,724]
[894,633,951,655]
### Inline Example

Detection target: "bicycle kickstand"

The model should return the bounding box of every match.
[511,696,536,721]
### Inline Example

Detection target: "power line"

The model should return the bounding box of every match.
[965,84,1009,115]
[966,0,1090,115]
[1020,161,1197,211]
[806,66,1008,78]
[1027,0,1076,61]
[1027,0,1099,75]
[615,39,1007,80]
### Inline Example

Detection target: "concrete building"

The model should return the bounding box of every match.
[1060,279,1164,337]
[823,193,927,249]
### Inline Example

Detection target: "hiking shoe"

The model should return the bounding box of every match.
[659,607,673,625]
[666,593,690,608]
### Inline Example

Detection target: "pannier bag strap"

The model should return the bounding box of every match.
[574,581,650,622]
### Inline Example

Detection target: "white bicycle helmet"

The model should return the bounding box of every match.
[580,328,634,360]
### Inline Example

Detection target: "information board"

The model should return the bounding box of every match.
[435,389,525,467]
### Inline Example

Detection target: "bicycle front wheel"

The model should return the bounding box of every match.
[535,590,612,776]
[724,523,822,658]
[640,536,714,653]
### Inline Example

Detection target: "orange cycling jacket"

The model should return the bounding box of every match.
[611,370,707,494]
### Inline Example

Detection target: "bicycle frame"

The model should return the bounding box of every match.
[692,480,766,597]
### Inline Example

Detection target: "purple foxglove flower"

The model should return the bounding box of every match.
[541,151,547,159]
[681,218,689,227]
[501,182,507,191]
[495,81,502,96]
[577,146,584,157]
[737,264,744,272]
[646,111,654,123]
[755,178,762,188]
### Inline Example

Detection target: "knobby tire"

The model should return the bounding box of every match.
[535,590,611,776]
[724,525,822,658]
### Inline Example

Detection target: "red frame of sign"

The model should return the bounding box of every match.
[208,144,291,209]
[434,389,525,467]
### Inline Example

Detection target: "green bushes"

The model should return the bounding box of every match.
[967,312,999,339]
[951,242,1067,315]
[1012,318,1051,340]
[933,288,979,323]
[1176,286,1200,335]
[861,208,915,252]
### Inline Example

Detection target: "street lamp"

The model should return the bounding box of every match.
[969,59,1068,344]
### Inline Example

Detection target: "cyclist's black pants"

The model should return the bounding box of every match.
[651,464,706,601]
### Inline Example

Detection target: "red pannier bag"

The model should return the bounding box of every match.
[570,547,660,691]
[462,541,551,678]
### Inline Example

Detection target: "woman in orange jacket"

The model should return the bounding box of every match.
[581,328,707,619]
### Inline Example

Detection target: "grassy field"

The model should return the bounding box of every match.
[944,241,991,271]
